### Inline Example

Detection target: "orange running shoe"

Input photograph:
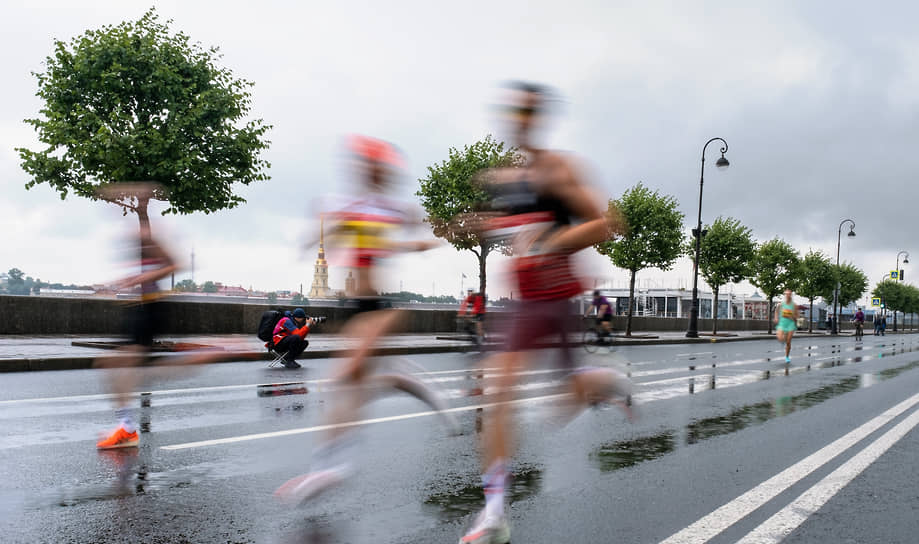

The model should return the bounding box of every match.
[96,426,139,449]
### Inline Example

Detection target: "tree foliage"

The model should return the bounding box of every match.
[749,238,800,331]
[797,251,835,303]
[697,216,754,292]
[597,183,684,274]
[694,216,754,333]
[17,8,271,227]
[796,250,835,332]
[174,279,197,292]
[873,280,916,314]
[201,280,218,293]
[596,182,684,335]
[416,135,522,295]
[821,262,868,309]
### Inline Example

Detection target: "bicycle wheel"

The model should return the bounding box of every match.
[583,329,600,353]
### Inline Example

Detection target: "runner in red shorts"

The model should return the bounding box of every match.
[458,83,632,544]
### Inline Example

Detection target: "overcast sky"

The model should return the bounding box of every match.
[2,1,918,301]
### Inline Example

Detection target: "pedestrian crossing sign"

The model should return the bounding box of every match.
[890,270,899,280]
[872,297,881,307]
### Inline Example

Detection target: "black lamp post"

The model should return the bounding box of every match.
[832,219,855,335]
[893,251,909,331]
[686,137,729,338]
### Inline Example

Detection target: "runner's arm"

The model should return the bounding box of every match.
[541,156,624,252]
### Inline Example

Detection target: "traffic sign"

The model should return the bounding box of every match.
[890,270,899,280]
[871,297,881,307]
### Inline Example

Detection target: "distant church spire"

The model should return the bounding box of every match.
[308,215,331,298]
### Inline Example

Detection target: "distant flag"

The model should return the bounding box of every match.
[462,273,467,278]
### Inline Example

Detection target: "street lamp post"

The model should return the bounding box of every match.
[686,137,730,338]
[894,251,909,331]
[832,219,856,335]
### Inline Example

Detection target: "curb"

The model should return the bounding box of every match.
[0,345,479,373]
[1,332,912,373]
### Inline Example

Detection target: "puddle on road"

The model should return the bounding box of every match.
[593,356,919,473]
[591,432,675,470]
[423,464,543,521]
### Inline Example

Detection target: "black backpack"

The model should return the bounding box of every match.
[257,310,285,343]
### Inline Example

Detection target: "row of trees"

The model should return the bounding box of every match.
[595,186,868,335]
[873,280,919,329]
[2,268,92,295]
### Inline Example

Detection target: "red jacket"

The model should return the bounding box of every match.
[272,317,310,345]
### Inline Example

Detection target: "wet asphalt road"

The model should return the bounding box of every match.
[2,335,919,543]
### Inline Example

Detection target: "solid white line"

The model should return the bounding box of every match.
[737,404,919,543]
[658,390,919,544]
[160,393,569,450]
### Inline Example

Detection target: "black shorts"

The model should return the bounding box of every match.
[473,314,485,322]
[129,301,167,347]
[344,297,393,315]
[599,314,612,323]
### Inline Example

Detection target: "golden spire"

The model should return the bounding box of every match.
[318,214,325,259]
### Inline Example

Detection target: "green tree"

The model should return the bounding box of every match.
[796,250,835,332]
[695,216,755,335]
[596,183,684,336]
[873,279,907,330]
[6,268,25,294]
[416,135,523,297]
[174,279,197,292]
[266,292,278,304]
[17,8,271,237]
[821,263,868,315]
[201,280,218,293]
[749,238,800,332]
[291,293,304,305]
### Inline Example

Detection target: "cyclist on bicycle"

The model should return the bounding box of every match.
[853,307,865,339]
[585,290,614,341]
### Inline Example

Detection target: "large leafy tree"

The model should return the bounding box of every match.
[873,279,910,329]
[821,263,868,315]
[749,238,800,332]
[695,216,755,335]
[17,9,271,235]
[416,135,522,296]
[597,183,684,336]
[796,250,835,332]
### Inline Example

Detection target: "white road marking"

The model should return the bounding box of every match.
[658,390,919,544]
[736,404,919,543]
[160,393,569,450]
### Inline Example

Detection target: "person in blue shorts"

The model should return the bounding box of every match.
[774,288,798,363]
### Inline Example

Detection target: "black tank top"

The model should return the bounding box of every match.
[486,179,583,300]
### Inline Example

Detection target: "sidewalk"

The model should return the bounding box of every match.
[0,330,911,372]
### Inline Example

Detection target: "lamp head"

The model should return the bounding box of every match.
[715,153,730,169]
[847,228,856,237]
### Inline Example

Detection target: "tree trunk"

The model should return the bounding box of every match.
[136,196,151,237]
[477,242,490,297]
[767,297,774,333]
[808,297,814,333]
[712,286,720,336]
[626,269,636,337]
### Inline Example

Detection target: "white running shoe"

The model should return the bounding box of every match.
[458,510,511,544]
[273,465,350,505]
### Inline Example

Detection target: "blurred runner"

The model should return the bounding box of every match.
[94,183,254,449]
[274,135,454,505]
[457,83,631,544]
[774,288,798,363]
[459,288,487,345]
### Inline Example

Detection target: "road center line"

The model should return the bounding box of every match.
[160,393,569,450]
[658,390,919,544]
[736,404,919,543]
